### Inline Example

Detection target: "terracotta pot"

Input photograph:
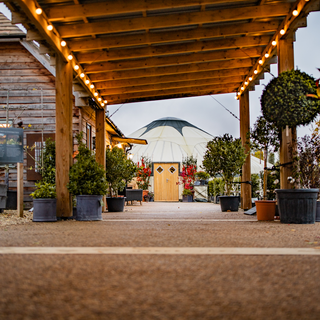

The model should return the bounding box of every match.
[255,200,276,221]
[142,190,149,202]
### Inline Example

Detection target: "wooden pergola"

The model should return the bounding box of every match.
[4,0,320,216]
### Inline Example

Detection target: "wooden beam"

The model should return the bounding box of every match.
[106,88,235,105]
[239,90,251,210]
[55,54,73,218]
[57,4,291,38]
[84,47,263,73]
[17,162,23,218]
[90,59,254,82]
[278,35,295,190]
[95,109,106,211]
[46,0,248,21]
[102,83,239,102]
[100,76,244,95]
[69,20,280,52]
[76,35,271,63]
[95,67,250,89]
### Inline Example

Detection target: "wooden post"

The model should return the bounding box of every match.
[239,90,252,210]
[55,53,73,217]
[278,36,295,189]
[17,162,24,217]
[95,109,106,211]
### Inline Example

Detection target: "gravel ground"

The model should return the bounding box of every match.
[1,202,320,319]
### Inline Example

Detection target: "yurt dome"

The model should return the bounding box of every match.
[129,117,271,174]
[128,117,212,167]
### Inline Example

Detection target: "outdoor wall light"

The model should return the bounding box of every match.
[272,40,277,46]
[35,8,42,15]
[47,25,53,31]
[61,40,66,47]
[280,29,285,35]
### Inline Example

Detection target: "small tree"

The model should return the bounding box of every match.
[202,134,247,196]
[250,116,279,199]
[67,133,108,196]
[105,147,137,197]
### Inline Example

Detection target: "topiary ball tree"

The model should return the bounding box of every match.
[261,70,320,129]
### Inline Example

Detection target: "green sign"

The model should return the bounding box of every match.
[0,128,23,164]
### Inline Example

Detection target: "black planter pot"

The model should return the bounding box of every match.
[182,195,193,202]
[6,190,17,210]
[276,189,319,224]
[107,197,126,212]
[33,198,57,222]
[76,195,103,221]
[219,196,239,212]
[315,201,320,222]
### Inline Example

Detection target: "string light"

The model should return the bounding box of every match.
[74,65,79,70]
[280,29,285,35]
[254,70,258,74]
[241,87,244,90]
[61,40,66,47]
[85,79,90,84]
[272,40,277,46]
[292,10,299,16]
[80,73,85,78]
[47,25,53,31]
[94,92,98,97]
[265,53,269,58]
[101,103,105,107]
[245,81,248,85]
[67,55,73,60]
[90,84,94,89]
[104,100,108,104]
[259,59,263,65]
[35,8,42,15]
[249,77,253,81]
[98,97,102,101]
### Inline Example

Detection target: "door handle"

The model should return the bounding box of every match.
[166,178,169,182]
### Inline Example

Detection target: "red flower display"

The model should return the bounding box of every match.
[136,156,152,190]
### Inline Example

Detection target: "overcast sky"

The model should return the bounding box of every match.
[1,4,319,138]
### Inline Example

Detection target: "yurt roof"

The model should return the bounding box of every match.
[129,117,272,173]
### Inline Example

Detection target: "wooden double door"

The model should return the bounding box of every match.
[154,162,179,201]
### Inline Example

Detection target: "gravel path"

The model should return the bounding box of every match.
[1,202,320,319]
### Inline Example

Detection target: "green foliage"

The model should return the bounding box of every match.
[31,181,56,199]
[182,188,193,196]
[67,133,108,196]
[250,116,280,152]
[261,70,320,129]
[105,147,137,197]
[202,134,247,196]
[260,168,280,200]
[195,171,210,180]
[251,173,260,198]
[136,156,152,190]
[182,155,197,167]
[268,152,275,165]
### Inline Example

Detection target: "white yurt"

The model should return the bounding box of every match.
[129,117,269,201]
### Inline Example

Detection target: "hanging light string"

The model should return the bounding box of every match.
[209,95,240,121]
[109,103,125,118]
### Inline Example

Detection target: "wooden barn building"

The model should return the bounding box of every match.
[0,12,146,208]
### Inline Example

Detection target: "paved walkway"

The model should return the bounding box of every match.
[1,202,320,319]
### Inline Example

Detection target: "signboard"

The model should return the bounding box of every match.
[0,128,23,164]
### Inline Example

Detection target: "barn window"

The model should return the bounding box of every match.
[26,133,55,181]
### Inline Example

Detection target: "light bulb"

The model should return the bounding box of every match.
[241,87,244,90]
[249,77,253,81]
[47,25,53,31]
[90,84,94,89]
[293,10,298,16]
[35,8,42,15]
[98,97,102,101]
[265,53,269,58]
[280,29,285,35]
[94,92,98,97]
[61,40,66,47]
[245,81,248,85]
[259,59,263,65]
[272,40,277,46]
[67,55,73,60]
[101,103,105,107]
[254,70,258,74]
[85,79,90,84]
[104,100,108,104]
[80,73,85,78]
[74,65,79,70]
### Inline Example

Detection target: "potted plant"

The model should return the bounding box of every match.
[249,116,280,220]
[67,133,108,221]
[31,138,57,222]
[195,171,210,185]
[202,134,247,211]
[136,156,152,200]
[261,69,320,224]
[179,156,197,201]
[208,177,225,203]
[144,191,154,202]
[105,147,137,212]
[182,188,194,202]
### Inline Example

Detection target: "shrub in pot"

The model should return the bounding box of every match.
[105,147,137,212]
[202,134,247,211]
[182,188,194,202]
[67,133,108,221]
[30,138,57,222]
[261,69,320,223]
